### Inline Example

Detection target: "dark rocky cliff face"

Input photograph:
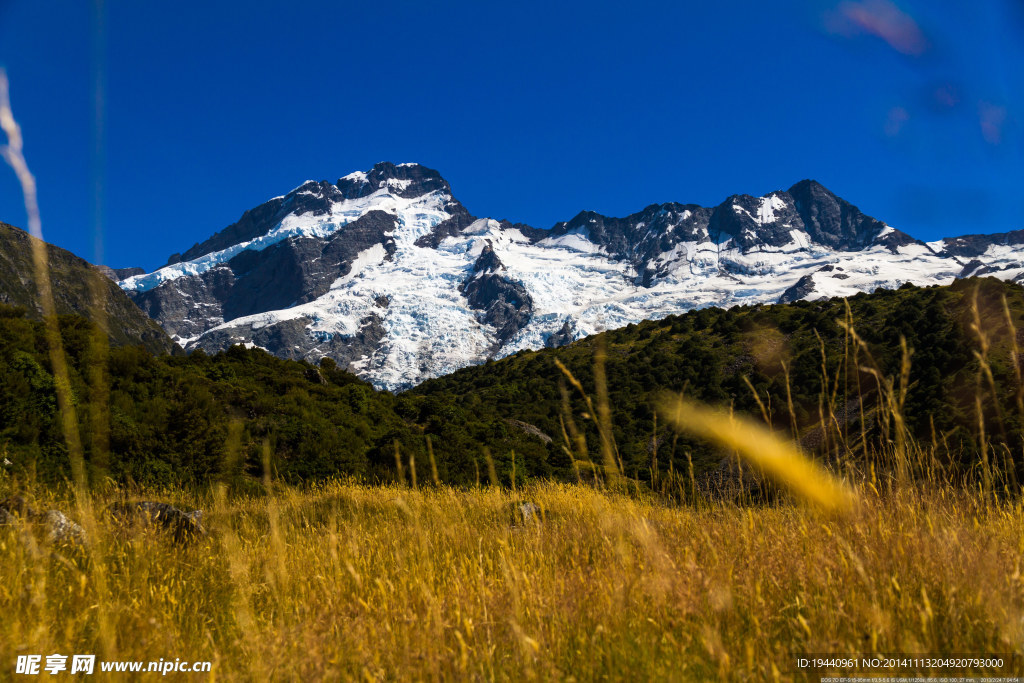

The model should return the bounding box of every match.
[336,161,452,200]
[0,223,175,354]
[708,192,801,249]
[413,203,477,249]
[131,210,403,341]
[459,244,534,348]
[787,179,915,251]
[778,273,818,304]
[932,229,1024,259]
[546,203,713,278]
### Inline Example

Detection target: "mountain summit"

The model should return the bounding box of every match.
[118,163,1024,390]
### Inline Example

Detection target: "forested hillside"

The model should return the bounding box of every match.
[0,223,174,354]
[0,305,551,486]
[2,278,1022,488]
[413,277,1024,481]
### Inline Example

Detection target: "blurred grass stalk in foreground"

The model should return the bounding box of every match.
[658,394,858,514]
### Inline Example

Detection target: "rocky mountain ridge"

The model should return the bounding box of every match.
[0,222,175,354]
[115,162,1024,390]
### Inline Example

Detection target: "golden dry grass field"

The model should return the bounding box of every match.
[2,52,1024,682]
[1,478,1022,681]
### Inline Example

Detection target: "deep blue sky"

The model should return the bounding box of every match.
[0,0,1021,271]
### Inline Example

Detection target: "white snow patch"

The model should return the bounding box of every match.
[341,171,367,183]
[757,195,788,224]
[789,230,811,249]
[537,231,603,254]
[330,243,389,289]
[383,178,412,190]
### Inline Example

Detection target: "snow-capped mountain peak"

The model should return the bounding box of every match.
[119,164,1024,390]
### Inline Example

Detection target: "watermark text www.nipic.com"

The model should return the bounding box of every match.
[15,655,212,676]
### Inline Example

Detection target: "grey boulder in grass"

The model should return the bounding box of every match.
[107,501,206,543]
[0,495,87,547]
